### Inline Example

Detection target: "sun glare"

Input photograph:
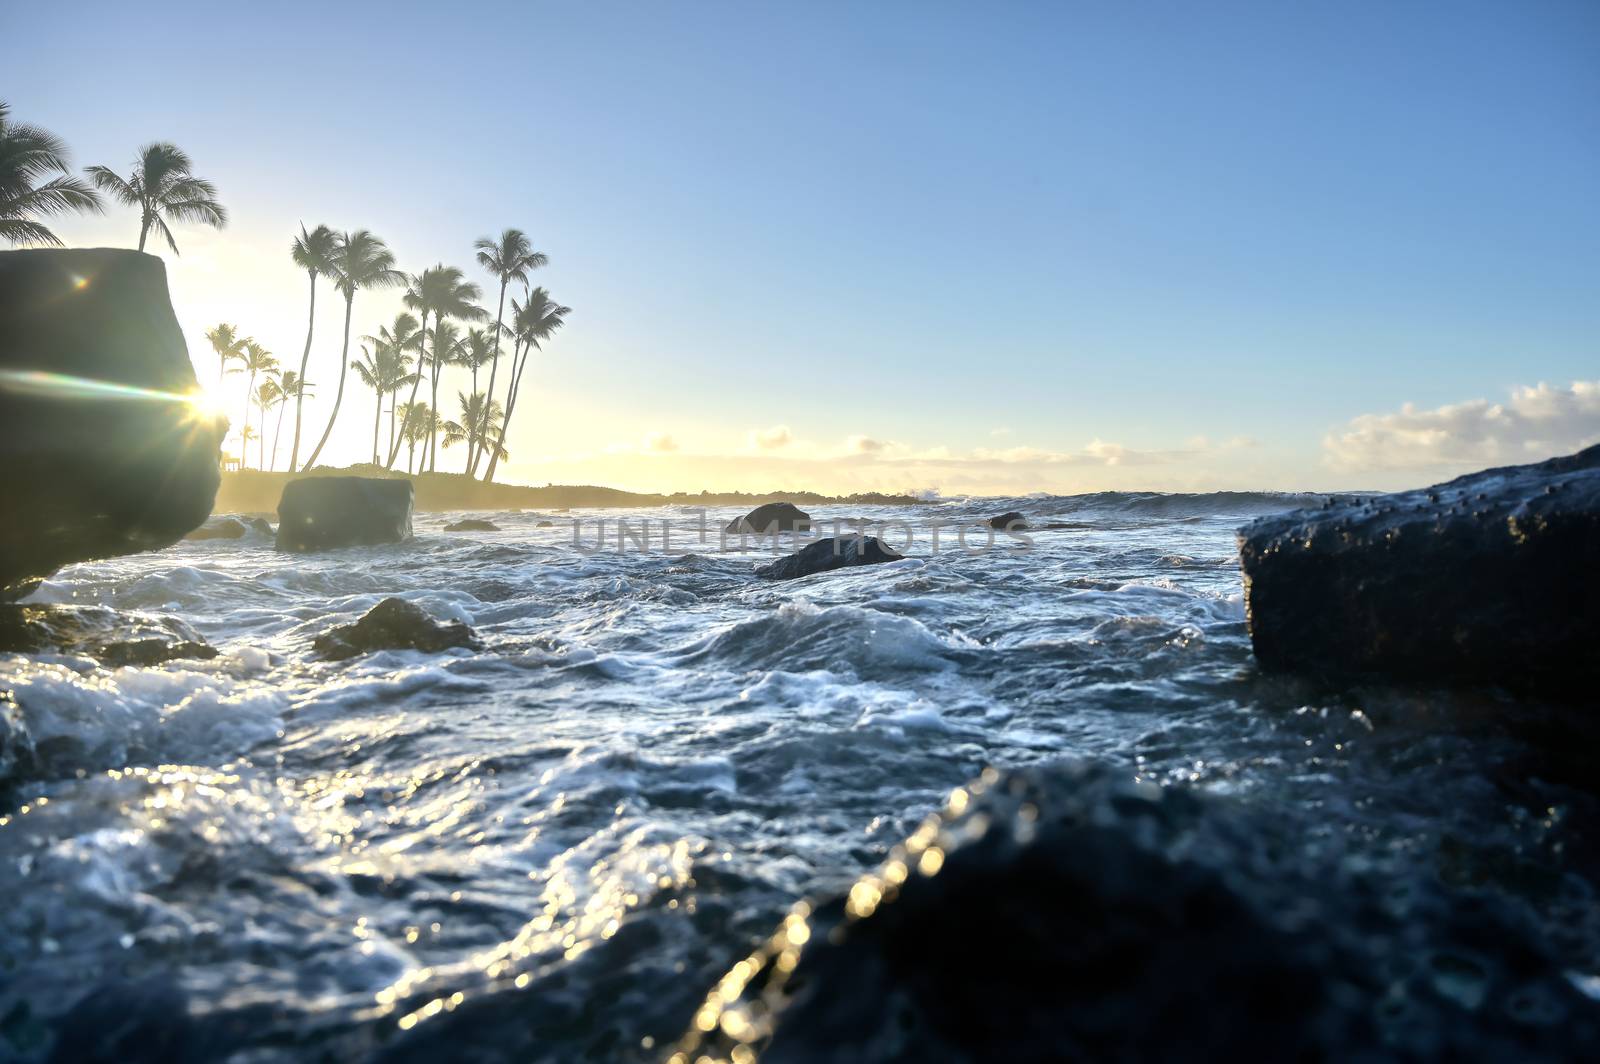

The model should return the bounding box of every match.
[184,386,229,423]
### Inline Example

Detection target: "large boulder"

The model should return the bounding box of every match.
[725,502,812,535]
[754,535,904,580]
[673,761,1600,1062]
[0,249,226,599]
[312,597,480,660]
[275,476,413,552]
[1238,445,1600,690]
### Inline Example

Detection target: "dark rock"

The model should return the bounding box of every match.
[246,516,273,535]
[312,597,480,660]
[98,639,219,667]
[0,249,226,599]
[443,518,500,532]
[1239,445,1600,690]
[0,603,216,664]
[184,517,247,541]
[754,536,904,580]
[726,502,812,535]
[674,760,1600,1063]
[987,510,1028,530]
[535,520,555,528]
[276,477,413,552]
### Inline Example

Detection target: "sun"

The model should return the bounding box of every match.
[183,386,229,424]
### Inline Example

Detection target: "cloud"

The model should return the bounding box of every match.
[751,424,792,450]
[847,434,889,454]
[642,432,679,453]
[1324,380,1600,473]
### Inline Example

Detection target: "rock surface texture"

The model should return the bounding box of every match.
[754,536,904,580]
[1238,445,1600,691]
[725,502,812,535]
[673,760,1600,1063]
[276,477,414,552]
[312,597,481,660]
[0,249,225,599]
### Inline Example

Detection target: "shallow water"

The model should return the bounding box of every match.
[1,494,1595,1061]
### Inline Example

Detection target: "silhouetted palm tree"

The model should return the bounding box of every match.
[364,312,420,460]
[397,401,435,475]
[234,340,277,454]
[387,265,483,469]
[204,323,247,390]
[425,317,473,472]
[0,100,102,246]
[454,327,496,466]
[288,223,336,472]
[255,377,282,470]
[473,229,545,470]
[484,287,569,483]
[87,142,225,254]
[270,371,309,472]
[352,342,416,465]
[443,391,507,474]
[303,230,404,469]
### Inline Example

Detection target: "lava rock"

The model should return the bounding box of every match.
[0,603,216,664]
[754,536,904,580]
[1238,445,1600,691]
[725,502,812,535]
[674,761,1600,1063]
[312,597,480,660]
[184,517,247,541]
[0,249,226,599]
[443,518,500,532]
[98,639,220,667]
[987,510,1028,530]
[276,477,413,552]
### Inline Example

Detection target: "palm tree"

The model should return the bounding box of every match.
[204,323,248,390]
[473,229,545,471]
[303,230,404,469]
[365,312,421,459]
[270,371,309,472]
[352,342,416,465]
[454,327,496,466]
[233,340,277,455]
[443,391,508,473]
[0,100,102,246]
[255,377,283,470]
[387,265,483,470]
[483,287,569,483]
[424,318,470,473]
[87,143,225,254]
[287,223,336,472]
[397,401,436,475]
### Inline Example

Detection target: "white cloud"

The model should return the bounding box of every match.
[1324,380,1600,473]
[642,432,679,453]
[848,434,889,454]
[751,424,792,450]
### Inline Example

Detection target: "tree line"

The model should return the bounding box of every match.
[1,99,570,483]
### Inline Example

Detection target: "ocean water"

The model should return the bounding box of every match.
[1,494,1595,1062]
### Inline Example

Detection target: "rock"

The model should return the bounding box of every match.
[754,536,904,580]
[674,760,1600,1063]
[312,597,480,660]
[444,518,500,532]
[535,520,555,528]
[246,516,274,535]
[725,502,812,535]
[0,249,226,599]
[987,510,1028,530]
[276,476,413,552]
[0,603,216,664]
[184,517,247,541]
[1238,445,1600,691]
[98,639,220,667]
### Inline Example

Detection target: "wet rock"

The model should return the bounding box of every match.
[1238,445,1600,691]
[312,597,480,660]
[246,516,273,535]
[535,520,555,528]
[0,249,226,599]
[184,517,247,541]
[987,510,1028,530]
[97,639,219,667]
[754,536,903,580]
[725,502,812,535]
[276,476,413,552]
[0,603,216,665]
[443,518,500,532]
[674,760,1600,1063]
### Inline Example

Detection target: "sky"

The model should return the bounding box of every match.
[9,0,1598,496]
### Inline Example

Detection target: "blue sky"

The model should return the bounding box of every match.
[11,0,1598,492]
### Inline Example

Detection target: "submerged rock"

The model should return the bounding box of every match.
[674,760,1600,1063]
[1238,445,1600,691]
[312,597,480,660]
[535,520,555,528]
[184,517,248,541]
[725,502,812,535]
[98,639,219,667]
[443,518,500,532]
[0,249,226,599]
[276,476,413,552]
[987,510,1028,530]
[0,603,217,664]
[754,536,904,580]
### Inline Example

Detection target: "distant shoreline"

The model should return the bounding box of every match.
[214,466,933,514]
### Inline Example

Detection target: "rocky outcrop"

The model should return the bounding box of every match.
[276,477,413,552]
[312,597,480,660]
[185,517,248,541]
[674,760,1600,1062]
[1238,445,1600,690]
[0,249,226,599]
[443,518,500,532]
[987,510,1027,530]
[0,603,217,664]
[725,502,812,535]
[754,536,903,580]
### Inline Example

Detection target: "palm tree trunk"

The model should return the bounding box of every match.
[304,295,354,469]
[475,277,509,472]
[271,399,287,472]
[289,270,317,473]
[483,340,530,484]
[386,310,428,469]
[372,388,382,465]
[259,405,267,469]
[137,210,150,253]
[242,370,256,465]
[388,396,398,463]
[428,358,442,473]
